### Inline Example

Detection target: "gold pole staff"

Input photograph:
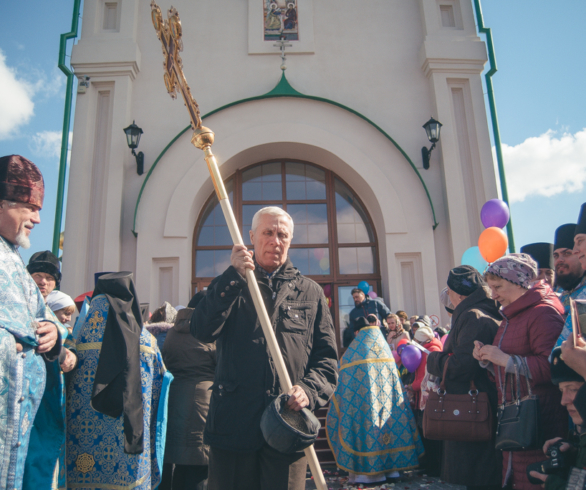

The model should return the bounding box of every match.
[150,4,328,489]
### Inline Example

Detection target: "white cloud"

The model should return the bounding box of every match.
[500,129,586,203]
[0,50,35,140]
[23,66,64,99]
[43,71,65,98]
[0,50,66,141]
[29,131,72,161]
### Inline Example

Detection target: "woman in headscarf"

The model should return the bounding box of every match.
[327,316,423,485]
[386,313,410,350]
[474,253,566,490]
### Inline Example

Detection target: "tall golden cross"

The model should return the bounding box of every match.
[151,2,201,131]
[149,4,327,489]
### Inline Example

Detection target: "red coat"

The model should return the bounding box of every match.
[491,282,566,490]
[411,337,443,408]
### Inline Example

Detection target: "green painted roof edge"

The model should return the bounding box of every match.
[53,0,82,254]
[132,72,439,235]
[473,0,515,252]
[264,71,305,96]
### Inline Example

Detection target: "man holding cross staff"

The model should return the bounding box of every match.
[150,3,337,489]
[192,207,338,489]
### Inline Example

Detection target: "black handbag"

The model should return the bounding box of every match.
[495,357,542,451]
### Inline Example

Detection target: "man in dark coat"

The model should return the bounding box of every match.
[427,265,502,488]
[192,206,338,490]
[347,287,391,333]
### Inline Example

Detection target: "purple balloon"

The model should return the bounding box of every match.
[400,345,422,373]
[480,199,510,229]
[368,291,378,299]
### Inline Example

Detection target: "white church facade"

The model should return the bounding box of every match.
[62,0,499,349]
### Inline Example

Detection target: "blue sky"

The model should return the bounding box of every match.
[0,1,75,263]
[480,1,586,251]
[0,1,585,265]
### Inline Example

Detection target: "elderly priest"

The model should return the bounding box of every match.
[0,155,61,489]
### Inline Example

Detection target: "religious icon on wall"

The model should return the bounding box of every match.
[264,1,298,41]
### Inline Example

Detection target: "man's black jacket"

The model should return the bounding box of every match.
[191,258,338,451]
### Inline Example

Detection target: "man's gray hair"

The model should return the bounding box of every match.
[251,207,294,235]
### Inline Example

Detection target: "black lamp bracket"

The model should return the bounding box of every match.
[421,142,436,170]
[132,150,144,175]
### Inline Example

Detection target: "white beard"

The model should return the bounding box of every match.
[15,231,31,249]
[15,222,32,249]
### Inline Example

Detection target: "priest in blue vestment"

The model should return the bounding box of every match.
[0,155,62,489]
[66,272,171,489]
[326,316,424,484]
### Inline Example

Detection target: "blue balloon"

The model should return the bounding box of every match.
[358,281,370,295]
[461,246,488,273]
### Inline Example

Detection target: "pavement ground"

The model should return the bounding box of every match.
[305,466,465,490]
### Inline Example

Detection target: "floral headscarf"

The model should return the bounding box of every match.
[485,253,537,289]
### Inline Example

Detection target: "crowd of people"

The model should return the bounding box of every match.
[331,211,586,489]
[3,152,586,490]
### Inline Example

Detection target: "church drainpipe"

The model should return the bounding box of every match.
[53,0,82,256]
[473,0,516,252]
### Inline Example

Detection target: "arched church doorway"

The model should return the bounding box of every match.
[192,160,381,351]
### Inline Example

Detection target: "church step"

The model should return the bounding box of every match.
[314,438,330,450]
[313,402,336,465]
[314,447,336,465]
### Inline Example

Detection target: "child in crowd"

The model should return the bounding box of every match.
[46,290,77,333]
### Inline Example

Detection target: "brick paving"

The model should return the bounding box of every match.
[305,466,465,490]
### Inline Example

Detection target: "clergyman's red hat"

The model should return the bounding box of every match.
[0,155,44,208]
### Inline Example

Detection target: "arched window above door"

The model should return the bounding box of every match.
[192,160,380,349]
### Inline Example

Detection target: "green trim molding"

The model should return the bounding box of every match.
[473,0,515,252]
[132,72,439,236]
[53,0,82,255]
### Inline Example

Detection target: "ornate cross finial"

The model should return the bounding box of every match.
[273,37,292,71]
[150,1,202,130]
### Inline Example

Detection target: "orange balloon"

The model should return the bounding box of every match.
[478,227,508,263]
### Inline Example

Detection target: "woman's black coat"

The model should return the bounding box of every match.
[427,286,502,486]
